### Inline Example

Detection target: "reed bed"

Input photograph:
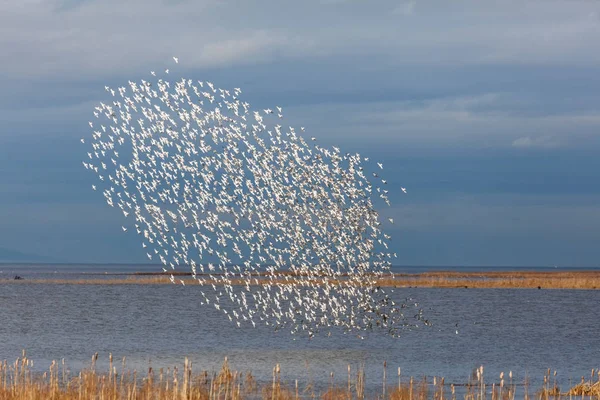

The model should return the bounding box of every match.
[2,352,600,400]
[376,270,600,290]
[4,271,600,289]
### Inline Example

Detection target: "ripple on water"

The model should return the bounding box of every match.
[1,283,599,391]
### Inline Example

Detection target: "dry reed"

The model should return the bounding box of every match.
[5,270,600,289]
[1,352,600,400]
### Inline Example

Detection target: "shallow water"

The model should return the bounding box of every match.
[1,278,599,393]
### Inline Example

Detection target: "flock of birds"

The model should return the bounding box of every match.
[83,58,425,338]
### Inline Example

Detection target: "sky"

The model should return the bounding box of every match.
[1,0,600,266]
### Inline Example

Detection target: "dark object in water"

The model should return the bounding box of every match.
[14,275,22,280]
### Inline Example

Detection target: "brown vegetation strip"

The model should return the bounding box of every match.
[3,270,600,289]
[377,270,600,290]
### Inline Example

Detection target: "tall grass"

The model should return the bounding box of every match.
[2,351,600,400]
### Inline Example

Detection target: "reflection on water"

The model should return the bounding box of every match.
[1,280,599,393]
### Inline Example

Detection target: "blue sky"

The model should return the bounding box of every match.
[1,0,600,266]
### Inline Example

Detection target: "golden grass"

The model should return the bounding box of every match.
[2,352,600,400]
[5,270,600,289]
[377,270,600,290]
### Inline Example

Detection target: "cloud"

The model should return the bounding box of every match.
[1,0,600,80]
[392,1,416,16]
[196,31,290,67]
[0,0,293,79]
[284,92,600,148]
[387,194,600,235]
[1,0,600,151]
[512,135,561,149]
[376,192,600,266]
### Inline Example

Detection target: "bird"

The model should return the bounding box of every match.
[173,57,179,64]
[401,187,407,193]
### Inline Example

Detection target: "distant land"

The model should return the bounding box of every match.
[0,247,58,263]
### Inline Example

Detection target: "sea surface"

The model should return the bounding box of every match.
[0,263,599,395]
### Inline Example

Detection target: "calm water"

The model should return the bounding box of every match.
[1,264,599,393]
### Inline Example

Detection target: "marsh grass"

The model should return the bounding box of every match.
[5,271,600,289]
[2,352,600,400]
[0,351,257,400]
[377,271,600,290]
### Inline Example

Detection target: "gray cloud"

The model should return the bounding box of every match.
[1,0,600,80]
[284,92,600,147]
[380,192,600,266]
[1,0,599,149]
[392,1,416,16]
[387,194,600,234]
[512,136,562,149]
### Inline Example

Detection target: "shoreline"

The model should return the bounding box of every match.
[3,270,600,289]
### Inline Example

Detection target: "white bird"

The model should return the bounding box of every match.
[173,57,179,64]
[401,187,407,193]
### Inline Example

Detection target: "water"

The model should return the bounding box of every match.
[0,263,162,280]
[1,264,599,394]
